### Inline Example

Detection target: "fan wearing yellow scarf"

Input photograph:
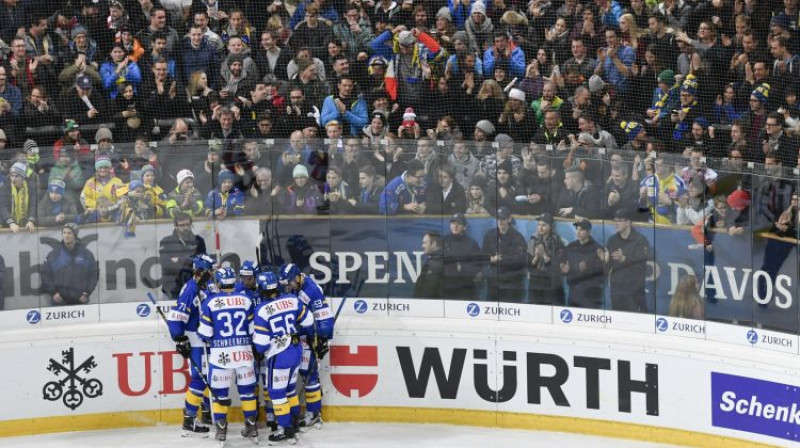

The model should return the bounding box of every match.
[0,162,37,233]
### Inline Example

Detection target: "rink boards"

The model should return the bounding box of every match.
[0,314,799,448]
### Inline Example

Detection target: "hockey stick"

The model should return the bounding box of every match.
[146,292,218,401]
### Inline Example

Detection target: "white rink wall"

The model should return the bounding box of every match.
[0,310,799,448]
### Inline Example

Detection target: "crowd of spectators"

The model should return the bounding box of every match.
[0,0,797,240]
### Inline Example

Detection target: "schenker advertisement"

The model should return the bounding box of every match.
[1,319,798,447]
[0,216,798,335]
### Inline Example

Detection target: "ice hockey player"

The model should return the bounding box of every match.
[167,253,215,436]
[198,267,259,445]
[253,271,314,445]
[236,260,261,305]
[278,263,333,430]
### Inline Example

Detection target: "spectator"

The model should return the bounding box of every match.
[283,164,322,214]
[165,169,204,218]
[479,133,521,181]
[37,178,79,228]
[181,25,221,89]
[441,213,482,300]
[100,45,142,99]
[484,31,525,79]
[119,180,156,236]
[41,223,98,306]
[485,159,521,216]
[668,275,704,319]
[560,218,605,308]
[60,74,107,126]
[158,212,207,299]
[0,65,23,126]
[466,177,490,215]
[448,139,482,189]
[594,27,635,94]
[334,4,374,61]
[603,161,640,220]
[254,31,291,82]
[605,208,651,312]
[205,170,245,219]
[321,75,368,135]
[320,166,353,214]
[80,155,124,216]
[676,175,714,226]
[760,111,798,166]
[372,28,443,110]
[639,157,686,224]
[291,3,333,60]
[136,7,180,54]
[482,206,527,303]
[0,162,37,232]
[556,166,602,219]
[49,147,85,201]
[426,163,467,215]
[244,167,280,216]
[414,231,444,298]
[527,212,565,305]
[499,88,537,142]
[379,158,427,215]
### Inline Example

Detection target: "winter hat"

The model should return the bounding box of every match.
[452,31,468,44]
[219,170,236,184]
[436,7,452,22]
[621,121,644,141]
[9,162,28,178]
[95,127,113,143]
[49,179,66,195]
[76,74,93,90]
[141,164,155,175]
[227,53,245,67]
[770,14,791,30]
[496,159,513,174]
[693,117,709,130]
[71,25,88,39]
[727,189,751,211]
[292,164,309,179]
[398,30,415,47]
[681,76,698,96]
[752,83,770,104]
[128,179,144,191]
[177,169,194,186]
[471,1,487,16]
[63,119,80,133]
[475,119,495,136]
[508,88,526,102]
[657,69,675,85]
[402,107,417,127]
[588,75,605,93]
[63,222,80,238]
[494,133,513,145]
[95,155,112,169]
[24,139,38,153]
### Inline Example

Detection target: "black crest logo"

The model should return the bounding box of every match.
[43,348,103,410]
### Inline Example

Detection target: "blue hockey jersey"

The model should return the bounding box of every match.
[297,275,334,339]
[198,290,255,368]
[253,293,314,359]
[167,278,206,345]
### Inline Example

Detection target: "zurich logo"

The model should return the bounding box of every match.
[136,304,151,317]
[466,303,480,317]
[559,309,573,323]
[656,318,668,332]
[27,310,41,324]
[746,329,758,345]
[353,300,368,314]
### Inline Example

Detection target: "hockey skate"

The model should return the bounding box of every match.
[181,414,210,437]
[267,426,297,446]
[266,412,278,432]
[240,416,259,443]
[298,411,322,432]
[201,407,213,425]
[215,419,228,446]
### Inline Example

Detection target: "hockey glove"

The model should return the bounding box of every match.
[252,344,265,363]
[175,335,192,359]
[314,337,329,360]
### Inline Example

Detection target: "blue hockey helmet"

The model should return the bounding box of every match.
[214,267,237,288]
[239,260,258,277]
[257,271,279,292]
[193,254,214,271]
[278,263,301,285]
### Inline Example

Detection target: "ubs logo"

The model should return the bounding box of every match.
[559,309,573,323]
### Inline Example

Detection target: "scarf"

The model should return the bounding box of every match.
[11,181,29,224]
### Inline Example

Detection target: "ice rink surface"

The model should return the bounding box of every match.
[3,422,686,448]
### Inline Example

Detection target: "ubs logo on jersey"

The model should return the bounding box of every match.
[329,345,378,398]
[559,309,573,323]
[136,304,151,317]
[353,300,368,314]
[466,303,480,317]
[27,310,41,324]
[43,348,103,410]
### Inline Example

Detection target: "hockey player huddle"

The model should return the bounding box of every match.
[166,257,333,446]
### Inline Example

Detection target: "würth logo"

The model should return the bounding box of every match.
[329,345,378,398]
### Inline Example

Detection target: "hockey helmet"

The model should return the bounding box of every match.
[193,254,214,271]
[278,263,301,285]
[239,260,258,277]
[257,271,280,292]
[214,267,237,288]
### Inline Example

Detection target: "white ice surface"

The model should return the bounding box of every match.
[2,422,687,448]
